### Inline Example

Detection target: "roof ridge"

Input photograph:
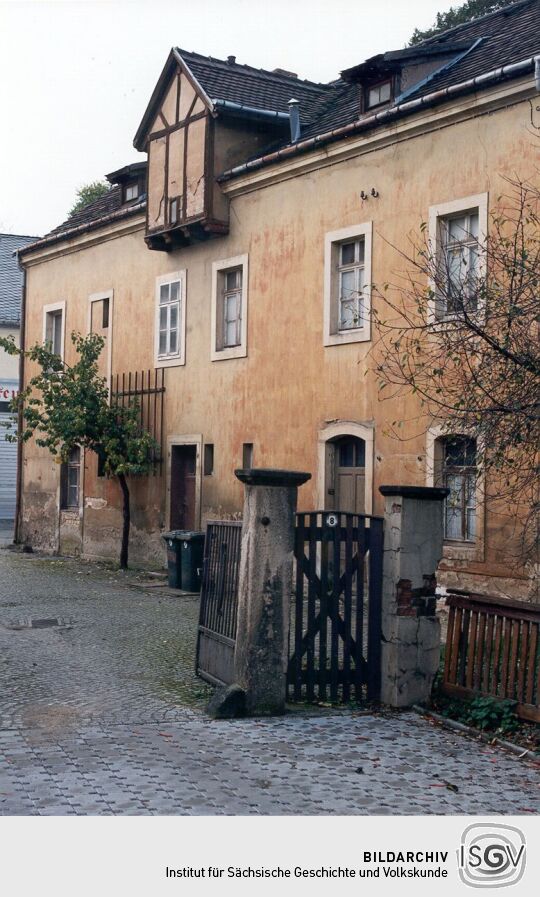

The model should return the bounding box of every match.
[416,0,535,47]
[176,47,330,92]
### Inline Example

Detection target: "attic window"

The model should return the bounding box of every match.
[366,80,392,109]
[123,182,139,203]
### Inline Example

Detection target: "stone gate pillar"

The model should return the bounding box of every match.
[379,485,448,707]
[233,468,311,715]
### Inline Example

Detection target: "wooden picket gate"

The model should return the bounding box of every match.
[443,590,540,722]
[196,511,384,704]
[287,511,384,703]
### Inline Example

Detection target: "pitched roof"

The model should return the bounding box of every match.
[398,0,540,97]
[22,0,539,253]
[19,178,146,257]
[49,186,122,235]
[221,0,540,175]
[0,233,39,325]
[179,48,331,121]
[298,0,540,140]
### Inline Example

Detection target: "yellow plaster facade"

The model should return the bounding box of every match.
[19,75,539,599]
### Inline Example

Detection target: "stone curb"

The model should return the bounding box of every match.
[412,705,540,765]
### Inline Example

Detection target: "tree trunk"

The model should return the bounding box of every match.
[118,473,130,569]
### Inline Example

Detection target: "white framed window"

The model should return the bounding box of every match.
[154,271,186,368]
[42,301,66,359]
[428,193,488,322]
[211,254,248,361]
[124,182,138,202]
[367,80,391,109]
[323,222,372,346]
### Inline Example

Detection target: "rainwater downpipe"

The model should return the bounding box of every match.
[13,253,25,544]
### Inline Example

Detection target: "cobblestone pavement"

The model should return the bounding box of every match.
[1,549,539,816]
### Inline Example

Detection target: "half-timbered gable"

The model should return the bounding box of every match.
[134,49,330,251]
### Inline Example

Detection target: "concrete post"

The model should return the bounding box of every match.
[379,485,448,708]
[233,468,311,715]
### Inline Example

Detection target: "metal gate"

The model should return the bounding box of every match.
[196,521,242,687]
[196,511,384,703]
[287,511,383,703]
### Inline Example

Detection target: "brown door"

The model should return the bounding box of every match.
[170,444,197,530]
[334,436,366,514]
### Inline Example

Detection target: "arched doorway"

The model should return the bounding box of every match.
[327,435,366,513]
[317,421,374,515]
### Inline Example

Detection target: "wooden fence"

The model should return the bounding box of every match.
[443,589,540,722]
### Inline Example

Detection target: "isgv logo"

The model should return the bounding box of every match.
[458,823,526,888]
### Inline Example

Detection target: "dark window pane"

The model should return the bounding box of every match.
[242,443,253,468]
[204,444,214,476]
[339,441,355,467]
[444,437,476,467]
[340,242,356,265]
[337,437,365,468]
[355,439,365,467]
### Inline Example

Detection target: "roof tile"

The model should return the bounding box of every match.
[0,234,39,325]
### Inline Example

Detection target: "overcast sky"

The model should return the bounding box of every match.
[0,0,450,236]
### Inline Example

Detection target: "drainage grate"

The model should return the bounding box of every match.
[3,616,75,631]
[31,618,60,628]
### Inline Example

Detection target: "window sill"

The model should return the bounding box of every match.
[443,540,484,563]
[324,327,371,347]
[211,345,247,362]
[155,354,184,369]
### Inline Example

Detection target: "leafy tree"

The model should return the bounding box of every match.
[69,181,110,217]
[0,332,157,569]
[409,0,515,45]
[371,176,540,567]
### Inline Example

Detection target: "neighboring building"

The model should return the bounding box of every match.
[17,1,540,598]
[0,233,38,521]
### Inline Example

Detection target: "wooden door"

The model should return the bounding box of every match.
[334,437,366,514]
[170,444,197,530]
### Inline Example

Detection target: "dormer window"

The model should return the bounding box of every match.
[123,182,139,203]
[106,162,146,208]
[366,80,392,109]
